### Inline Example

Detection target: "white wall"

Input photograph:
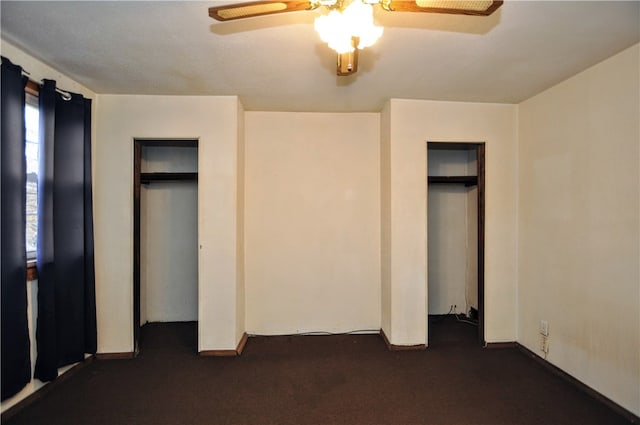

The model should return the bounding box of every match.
[0,40,96,413]
[380,102,392,336]
[244,112,381,334]
[382,99,518,345]
[428,185,470,314]
[427,149,477,176]
[518,44,639,416]
[142,146,198,173]
[94,95,244,353]
[141,182,198,323]
[235,101,246,343]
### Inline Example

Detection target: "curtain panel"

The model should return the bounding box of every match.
[1,56,32,401]
[34,80,96,382]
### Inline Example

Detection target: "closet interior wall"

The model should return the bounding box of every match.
[427,146,478,316]
[140,144,198,325]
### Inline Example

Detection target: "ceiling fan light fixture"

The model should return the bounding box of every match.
[209,1,315,21]
[213,2,287,20]
[315,10,353,53]
[209,0,503,75]
[416,0,494,12]
[314,0,383,54]
[337,38,359,75]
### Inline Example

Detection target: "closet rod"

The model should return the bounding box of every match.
[140,172,198,184]
[428,176,477,187]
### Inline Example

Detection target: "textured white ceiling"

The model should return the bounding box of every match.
[1,1,638,111]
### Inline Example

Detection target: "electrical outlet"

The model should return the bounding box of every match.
[539,320,549,336]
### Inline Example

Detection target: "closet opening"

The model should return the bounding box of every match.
[427,142,485,347]
[133,139,199,355]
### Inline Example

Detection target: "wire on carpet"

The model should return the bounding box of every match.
[247,329,381,338]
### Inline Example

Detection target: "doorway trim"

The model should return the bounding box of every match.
[426,141,486,345]
[133,138,198,354]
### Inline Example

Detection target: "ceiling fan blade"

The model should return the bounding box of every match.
[386,0,503,16]
[209,1,314,21]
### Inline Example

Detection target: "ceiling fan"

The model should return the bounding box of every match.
[209,0,503,76]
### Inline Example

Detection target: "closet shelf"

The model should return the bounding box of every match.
[140,172,198,184]
[428,176,478,187]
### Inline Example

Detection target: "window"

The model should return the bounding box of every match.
[25,93,39,260]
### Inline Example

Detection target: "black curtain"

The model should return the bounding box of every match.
[1,57,32,400]
[34,80,96,382]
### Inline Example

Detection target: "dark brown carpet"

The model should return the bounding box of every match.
[2,318,633,425]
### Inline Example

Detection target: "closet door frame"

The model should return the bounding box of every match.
[427,142,485,345]
[477,143,485,345]
[133,138,198,355]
